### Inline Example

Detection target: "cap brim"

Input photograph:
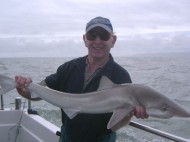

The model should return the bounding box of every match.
[86,24,112,33]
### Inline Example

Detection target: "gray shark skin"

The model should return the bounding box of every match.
[0,75,190,131]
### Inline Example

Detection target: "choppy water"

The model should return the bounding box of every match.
[1,52,190,142]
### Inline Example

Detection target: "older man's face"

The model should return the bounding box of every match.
[83,27,116,60]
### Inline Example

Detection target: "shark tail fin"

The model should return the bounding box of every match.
[0,75,16,95]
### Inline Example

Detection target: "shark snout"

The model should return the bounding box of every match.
[176,110,190,117]
[171,104,190,117]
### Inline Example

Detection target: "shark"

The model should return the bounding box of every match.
[0,74,190,131]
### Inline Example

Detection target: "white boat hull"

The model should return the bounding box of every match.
[0,109,60,142]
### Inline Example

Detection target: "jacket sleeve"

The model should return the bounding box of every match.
[111,62,132,84]
[45,62,70,91]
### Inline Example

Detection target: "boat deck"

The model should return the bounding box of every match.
[0,109,60,142]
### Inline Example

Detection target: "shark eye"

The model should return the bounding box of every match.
[161,104,168,111]
[162,107,167,111]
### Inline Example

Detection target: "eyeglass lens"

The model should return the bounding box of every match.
[86,29,110,41]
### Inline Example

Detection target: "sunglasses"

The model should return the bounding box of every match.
[86,29,111,41]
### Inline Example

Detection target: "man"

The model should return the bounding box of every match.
[15,16,148,142]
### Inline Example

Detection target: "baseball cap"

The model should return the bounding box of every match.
[86,16,113,33]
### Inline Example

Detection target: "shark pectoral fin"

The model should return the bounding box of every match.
[63,109,79,119]
[107,107,134,131]
[110,112,133,131]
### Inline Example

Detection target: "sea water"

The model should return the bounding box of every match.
[0,52,190,142]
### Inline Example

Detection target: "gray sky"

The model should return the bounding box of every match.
[0,0,190,57]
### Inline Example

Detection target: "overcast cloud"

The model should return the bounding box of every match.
[0,0,190,57]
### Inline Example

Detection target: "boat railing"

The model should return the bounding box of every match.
[129,121,190,142]
[0,95,190,142]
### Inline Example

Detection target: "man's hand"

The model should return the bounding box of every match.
[134,106,149,119]
[15,76,32,99]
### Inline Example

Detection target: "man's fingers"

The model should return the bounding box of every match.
[15,76,32,88]
[134,106,149,119]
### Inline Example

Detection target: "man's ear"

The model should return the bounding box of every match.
[111,35,117,48]
[83,34,85,41]
[83,34,87,47]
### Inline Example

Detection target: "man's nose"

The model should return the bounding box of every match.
[93,36,102,43]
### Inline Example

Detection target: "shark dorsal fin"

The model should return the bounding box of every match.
[98,76,115,91]
[64,108,79,119]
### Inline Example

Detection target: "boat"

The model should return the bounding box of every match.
[1,97,190,142]
[0,97,60,142]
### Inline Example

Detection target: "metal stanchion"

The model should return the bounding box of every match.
[15,97,22,110]
[28,99,31,110]
[1,95,4,110]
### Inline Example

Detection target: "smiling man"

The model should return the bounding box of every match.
[15,16,148,142]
